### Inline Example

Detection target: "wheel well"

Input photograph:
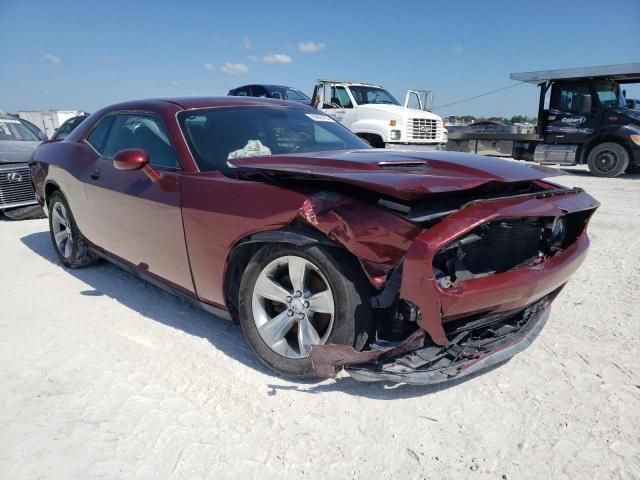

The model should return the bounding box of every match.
[581,137,630,164]
[357,133,384,148]
[222,228,346,323]
[44,182,60,208]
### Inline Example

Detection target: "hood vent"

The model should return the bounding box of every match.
[378,160,431,172]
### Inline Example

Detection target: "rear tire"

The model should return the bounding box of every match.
[238,244,372,378]
[48,191,98,268]
[587,142,629,177]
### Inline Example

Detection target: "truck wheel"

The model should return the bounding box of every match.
[587,143,629,177]
[358,134,385,149]
[238,244,372,378]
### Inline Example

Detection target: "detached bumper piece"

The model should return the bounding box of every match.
[345,295,553,385]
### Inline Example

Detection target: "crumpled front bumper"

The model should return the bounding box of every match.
[309,187,599,385]
[345,295,552,385]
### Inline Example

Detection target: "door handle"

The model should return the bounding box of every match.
[90,168,101,180]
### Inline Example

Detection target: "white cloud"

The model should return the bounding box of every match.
[262,53,293,64]
[247,55,257,62]
[242,37,251,50]
[298,41,326,53]
[221,62,249,75]
[43,53,62,66]
[204,63,214,71]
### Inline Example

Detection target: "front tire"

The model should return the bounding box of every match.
[587,142,629,177]
[48,191,98,268]
[238,244,372,378]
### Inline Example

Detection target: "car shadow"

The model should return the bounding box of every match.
[21,230,276,376]
[558,167,640,180]
[21,230,507,399]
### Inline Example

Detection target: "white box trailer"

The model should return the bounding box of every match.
[18,110,85,139]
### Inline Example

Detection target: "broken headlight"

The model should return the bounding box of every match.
[542,216,566,252]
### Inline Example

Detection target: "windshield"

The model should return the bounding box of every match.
[349,86,400,105]
[178,106,369,173]
[0,118,40,141]
[268,87,311,103]
[594,83,626,108]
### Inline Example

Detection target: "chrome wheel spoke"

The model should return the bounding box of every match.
[307,290,334,314]
[254,274,290,304]
[252,254,335,359]
[53,208,67,228]
[258,310,296,348]
[288,256,307,294]
[54,229,68,247]
[298,315,321,354]
[63,238,72,258]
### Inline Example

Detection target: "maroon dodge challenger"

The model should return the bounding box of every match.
[30,97,599,384]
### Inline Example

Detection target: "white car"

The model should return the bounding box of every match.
[312,80,447,149]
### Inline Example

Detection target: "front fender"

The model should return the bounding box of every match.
[350,119,391,142]
[297,192,421,288]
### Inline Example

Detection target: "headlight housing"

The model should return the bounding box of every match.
[542,216,566,252]
[390,130,401,141]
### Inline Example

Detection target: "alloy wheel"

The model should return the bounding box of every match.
[251,255,335,359]
[51,201,73,258]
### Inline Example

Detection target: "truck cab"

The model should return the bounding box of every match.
[509,64,640,177]
[312,80,447,149]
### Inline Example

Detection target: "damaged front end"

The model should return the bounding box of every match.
[344,293,554,384]
[307,185,599,385]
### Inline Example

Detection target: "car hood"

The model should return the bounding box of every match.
[230,150,562,201]
[0,140,41,164]
[610,107,640,125]
[356,103,441,120]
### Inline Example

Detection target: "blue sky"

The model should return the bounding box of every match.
[1,0,639,117]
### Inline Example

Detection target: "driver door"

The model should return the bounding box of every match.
[83,112,194,294]
[319,86,356,127]
[546,82,598,144]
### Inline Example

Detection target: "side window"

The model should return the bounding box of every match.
[101,114,179,169]
[551,84,590,113]
[252,86,268,98]
[235,87,250,97]
[86,116,115,153]
[331,86,353,108]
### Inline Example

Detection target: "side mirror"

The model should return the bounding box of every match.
[577,94,592,114]
[114,148,149,171]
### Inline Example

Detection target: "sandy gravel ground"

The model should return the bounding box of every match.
[1,165,639,479]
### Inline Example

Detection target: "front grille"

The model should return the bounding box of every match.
[459,221,541,274]
[406,118,438,140]
[0,165,37,209]
[434,218,545,282]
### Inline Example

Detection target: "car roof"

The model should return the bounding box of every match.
[234,84,302,90]
[102,96,304,112]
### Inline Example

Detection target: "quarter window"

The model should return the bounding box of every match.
[92,114,179,169]
[86,116,115,153]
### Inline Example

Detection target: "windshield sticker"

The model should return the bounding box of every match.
[306,113,335,122]
[0,118,21,124]
[227,139,272,166]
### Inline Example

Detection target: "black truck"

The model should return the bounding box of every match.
[448,63,640,177]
